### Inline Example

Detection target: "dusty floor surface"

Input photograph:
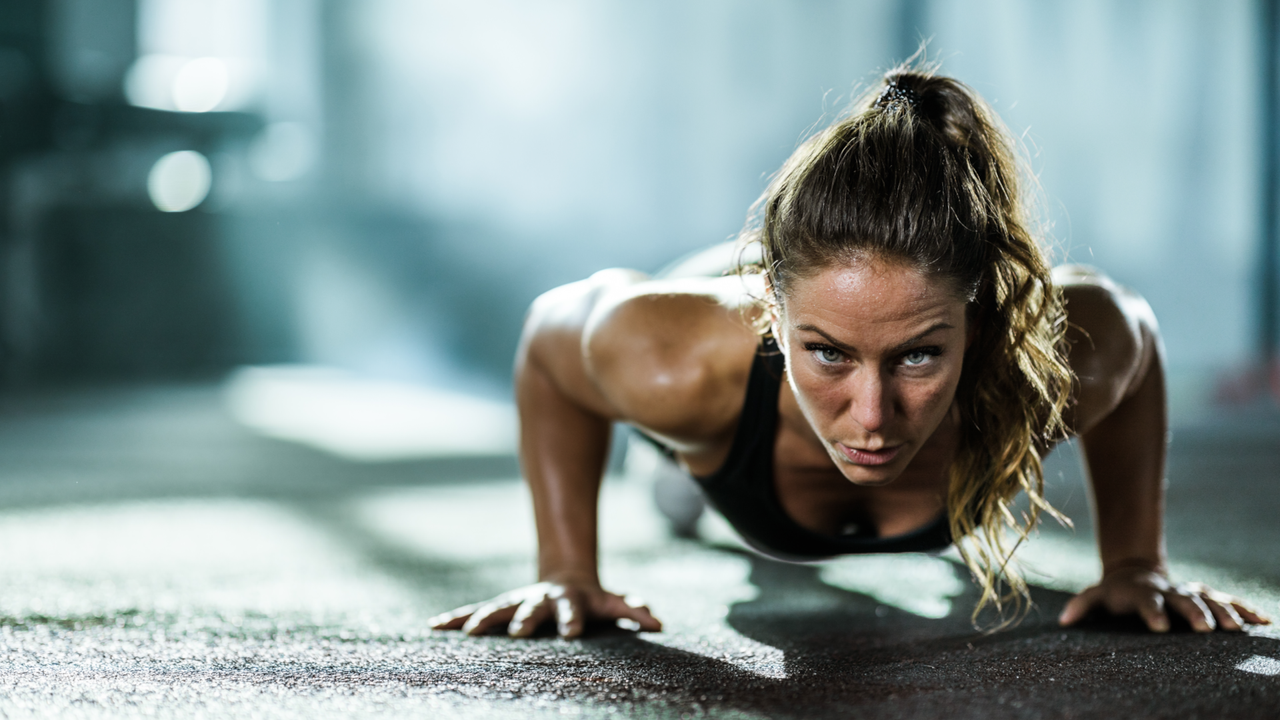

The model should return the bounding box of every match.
[0,385,1278,719]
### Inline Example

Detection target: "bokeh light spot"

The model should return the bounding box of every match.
[147,150,212,212]
[172,57,228,112]
[124,54,186,110]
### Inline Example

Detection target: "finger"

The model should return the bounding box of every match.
[1231,603,1272,626]
[556,596,584,638]
[1165,590,1215,633]
[508,596,555,638]
[1204,591,1273,626]
[602,594,663,632]
[1058,586,1104,626]
[622,602,663,633]
[462,602,519,636]
[429,603,482,630]
[1133,592,1170,633]
[1202,595,1245,632]
[431,614,471,631]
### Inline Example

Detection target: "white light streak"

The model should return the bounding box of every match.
[223,366,517,461]
[1237,655,1280,676]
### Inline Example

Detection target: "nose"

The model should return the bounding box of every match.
[847,366,892,437]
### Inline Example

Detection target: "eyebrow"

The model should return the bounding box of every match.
[794,321,956,356]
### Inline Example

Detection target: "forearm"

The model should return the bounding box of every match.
[431,271,672,639]
[1055,272,1264,631]
[517,355,613,584]
[1080,349,1168,576]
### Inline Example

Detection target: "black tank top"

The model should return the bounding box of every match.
[689,337,952,561]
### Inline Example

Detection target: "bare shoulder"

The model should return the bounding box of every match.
[583,274,763,450]
[1053,265,1161,433]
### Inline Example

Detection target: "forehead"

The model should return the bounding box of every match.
[780,257,966,327]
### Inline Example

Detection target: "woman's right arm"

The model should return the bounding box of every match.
[429,270,662,638]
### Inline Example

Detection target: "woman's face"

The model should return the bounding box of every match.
[774,256,970,486]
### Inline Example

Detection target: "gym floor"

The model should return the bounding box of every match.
[0,383,1278,719]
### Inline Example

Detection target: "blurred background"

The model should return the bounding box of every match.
[2,8,1280,714]
[2,5,1280,702]
[0,0,1276,467]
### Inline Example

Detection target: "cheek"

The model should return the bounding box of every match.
[900,380,952,417]
[899,365,964,419]
[786,360,844,415]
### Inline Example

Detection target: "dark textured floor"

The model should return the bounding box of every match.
[0,384,1278,719]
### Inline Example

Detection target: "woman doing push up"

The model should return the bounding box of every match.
[430,64,1269,638]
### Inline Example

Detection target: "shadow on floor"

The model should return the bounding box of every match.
[527,553,1280,719]
[277,501,1280,719]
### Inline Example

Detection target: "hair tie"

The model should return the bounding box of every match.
[876,82,919,111]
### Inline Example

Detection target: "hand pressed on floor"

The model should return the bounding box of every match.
[1058,567,1271,633]
[429,580,663,638]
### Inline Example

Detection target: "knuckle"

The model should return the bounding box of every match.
[556,598,578,619]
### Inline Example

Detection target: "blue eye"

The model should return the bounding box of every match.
[902,348,941,367]
[815,347,843,364]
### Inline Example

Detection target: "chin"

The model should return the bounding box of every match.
[842,469,902,487]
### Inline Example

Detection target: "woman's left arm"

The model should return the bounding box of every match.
[1053,267,1270,632]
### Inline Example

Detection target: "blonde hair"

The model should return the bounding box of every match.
[743,63,1074,626]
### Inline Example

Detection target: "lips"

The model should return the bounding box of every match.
[838,443,903,466]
